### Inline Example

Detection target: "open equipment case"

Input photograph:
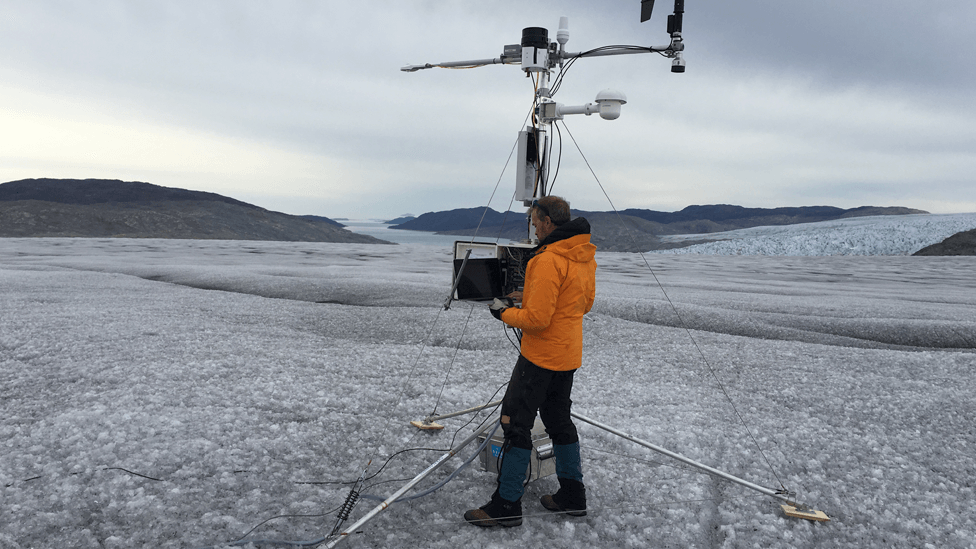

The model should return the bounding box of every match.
[452,241,536,302]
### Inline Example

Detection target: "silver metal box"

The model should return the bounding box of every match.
[478,417,556,482]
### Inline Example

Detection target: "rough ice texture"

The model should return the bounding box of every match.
[1,219,975,548]
[653,212,976,256]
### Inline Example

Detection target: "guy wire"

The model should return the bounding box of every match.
[467,100,535,243]
[429,303,476,417]
[547,120,563,195]
[492,191,520,245]
[558,119,787,491]
[425,103,533,405]
[371,103,533,461]
[426,90,544,420]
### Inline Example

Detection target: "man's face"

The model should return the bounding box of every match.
[532,210,554,242]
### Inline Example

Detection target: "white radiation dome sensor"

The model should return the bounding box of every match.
[594,89,627,120]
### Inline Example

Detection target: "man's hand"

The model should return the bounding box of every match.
[489,297,514,321]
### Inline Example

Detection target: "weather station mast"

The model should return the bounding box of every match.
[321,3,828,546]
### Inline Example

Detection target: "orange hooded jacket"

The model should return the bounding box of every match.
[501,219,597,371]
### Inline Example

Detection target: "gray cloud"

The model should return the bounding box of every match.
[1,0,973,219]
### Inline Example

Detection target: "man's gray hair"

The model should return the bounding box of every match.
[533,196,571,226]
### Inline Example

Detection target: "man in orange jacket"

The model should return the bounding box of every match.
[464,195,597,527]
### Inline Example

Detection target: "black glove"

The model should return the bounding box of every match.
[488,297,514,321]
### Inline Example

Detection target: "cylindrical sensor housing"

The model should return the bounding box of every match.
[521,27,549,72]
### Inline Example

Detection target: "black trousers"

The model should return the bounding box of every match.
[500,355,579,450]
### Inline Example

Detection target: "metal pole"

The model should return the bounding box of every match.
[402,57,514,72]
[414,400,792,505]
[426,399,503,424]
[570,411,792,504]
[322,420,499,548]
[416,404,789,503]
[535,70,550,201]
[560,45,672,60]
[443,248,473,310]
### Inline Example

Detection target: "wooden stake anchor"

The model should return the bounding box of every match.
[781,504,830,522]
[410,400,503,431]
[409,419,444,430]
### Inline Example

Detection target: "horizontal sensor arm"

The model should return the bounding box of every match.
[401,56,519,72]
[555,103,599,116]
[560,43,679,60]
[403,43,681,73]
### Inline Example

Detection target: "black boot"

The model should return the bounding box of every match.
[464,489,523,528]
[540,477,587,517]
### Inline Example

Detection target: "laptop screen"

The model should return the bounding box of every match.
[453,258,504,301]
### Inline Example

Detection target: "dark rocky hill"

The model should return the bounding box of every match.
[0,178,388,243]
[392,204,928,252]
[618,205,926,230]
[913,228,976,256]
[393,207,522,232]
[0,178,259,207]
[384,215,416,225]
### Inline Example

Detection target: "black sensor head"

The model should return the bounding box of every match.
[640,0,655,23]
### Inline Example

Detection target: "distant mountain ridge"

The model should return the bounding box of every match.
[0,178,259,209]
[392,204,929,252]
[0,178,386,243]
[393,207,522,232]
[618,205,924,226]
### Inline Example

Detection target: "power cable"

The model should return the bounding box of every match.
[551,46,654,97]
[230,506,343,546]
[547,118,563,195]
[503,324,522,352]
[361,421,501,504]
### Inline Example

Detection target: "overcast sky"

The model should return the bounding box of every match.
[2,1,974,220]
